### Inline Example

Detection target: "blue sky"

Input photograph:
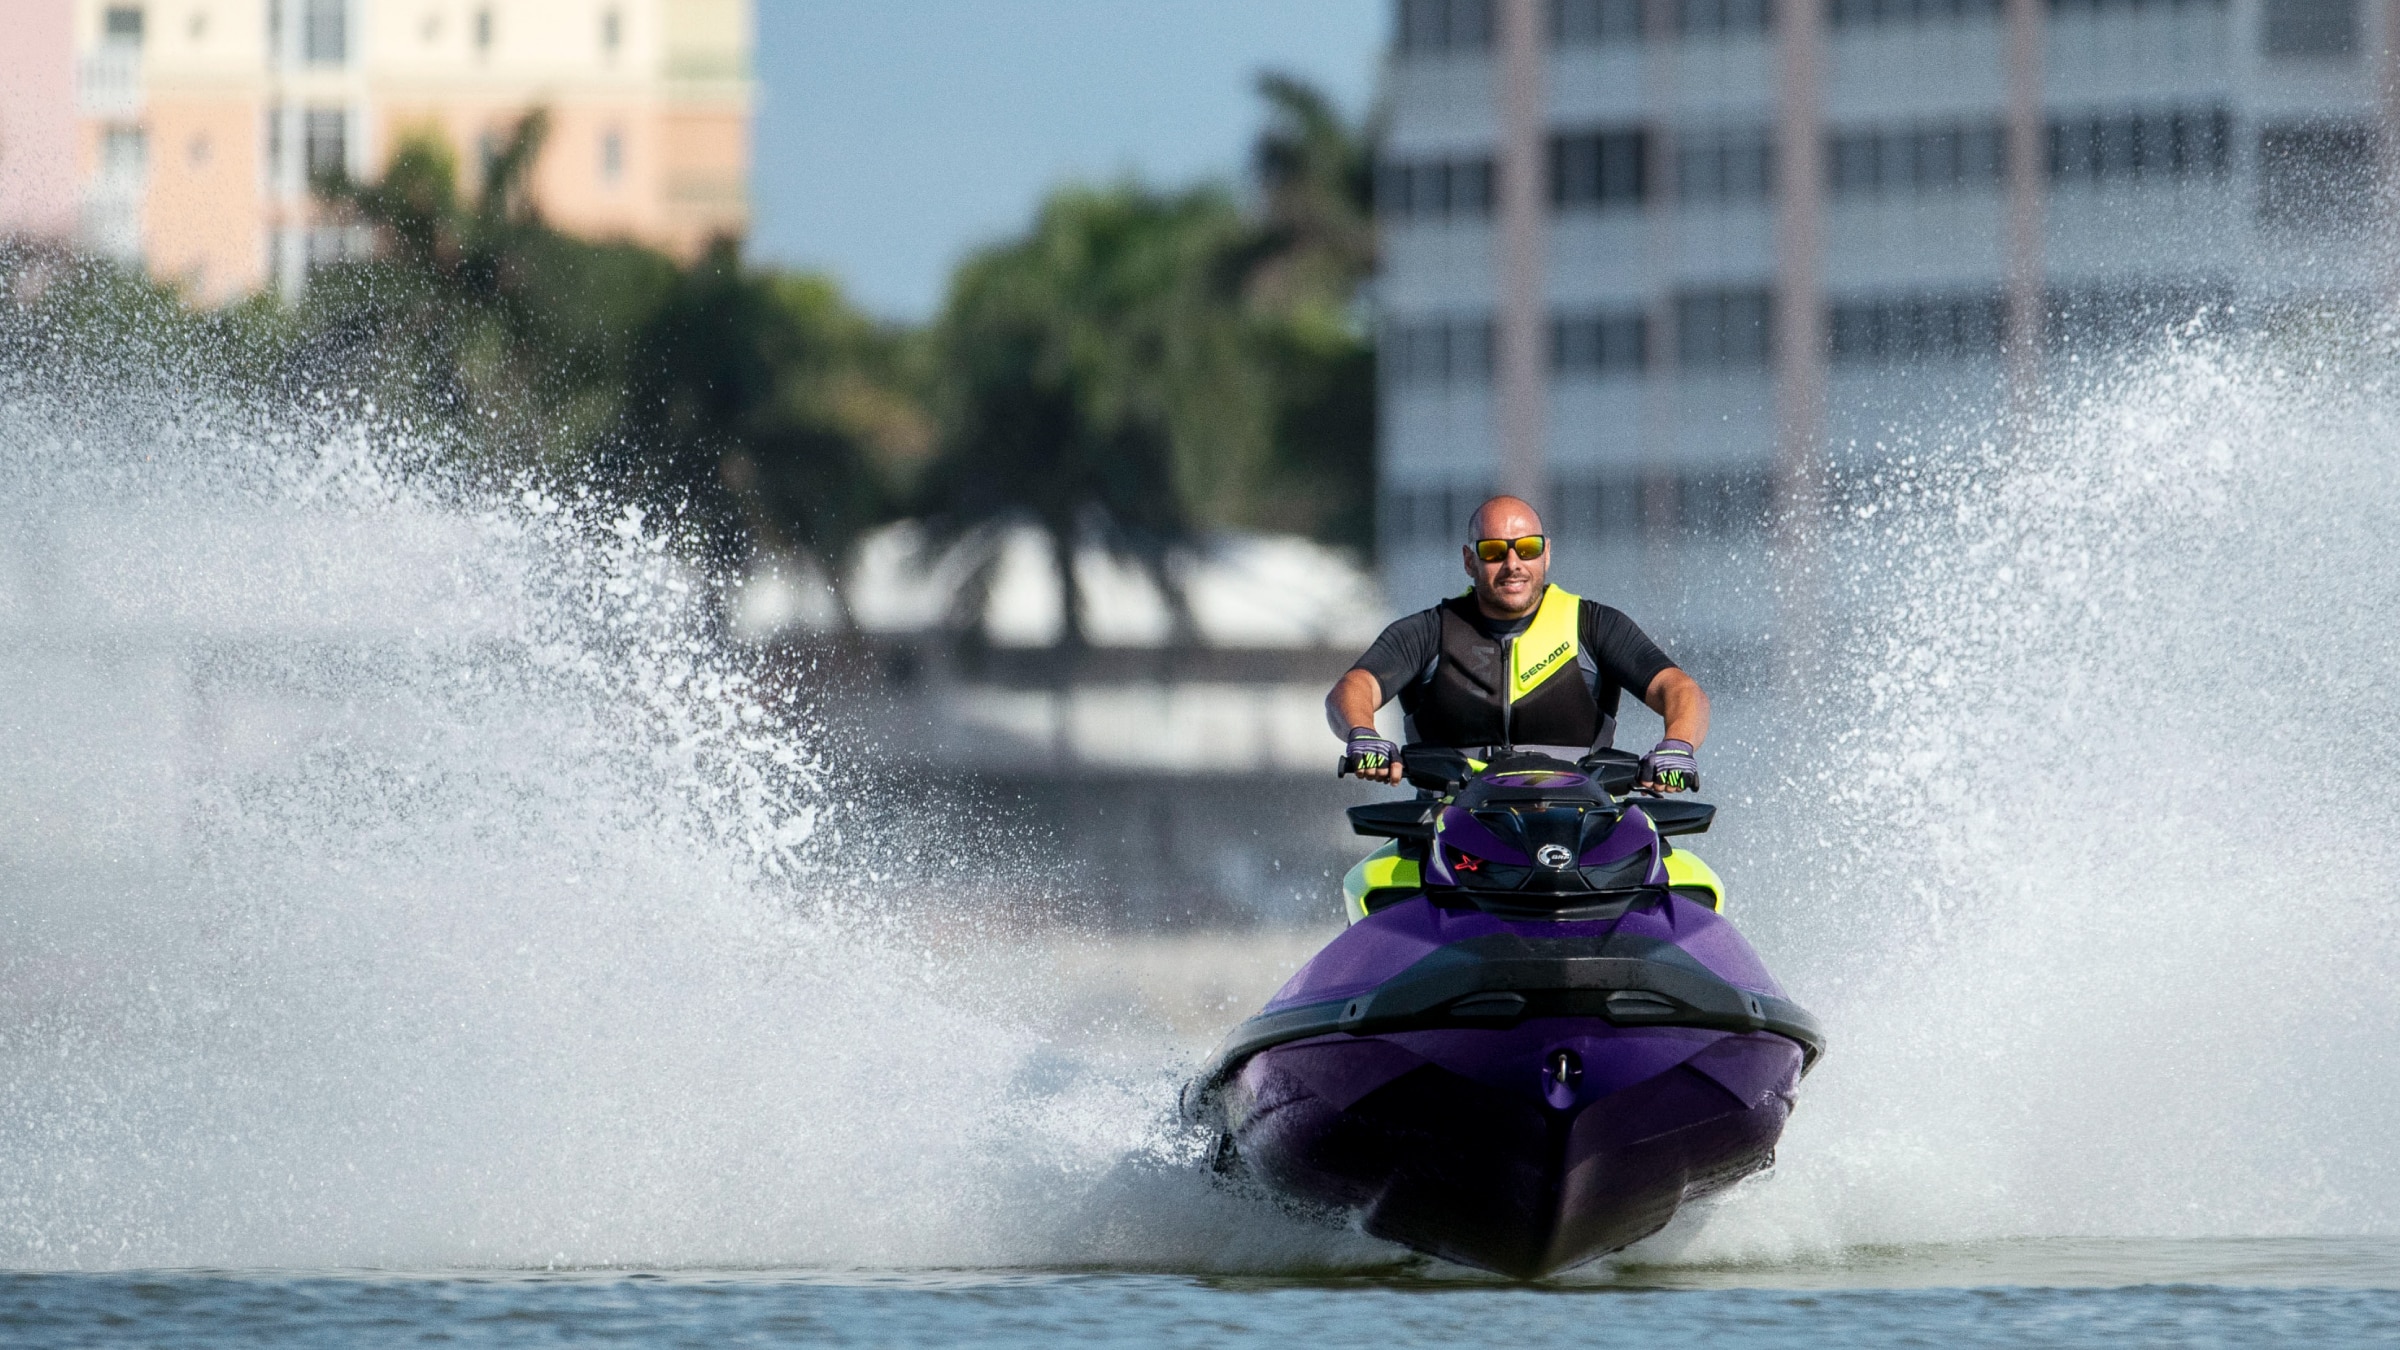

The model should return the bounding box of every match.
[748,1,1387,321]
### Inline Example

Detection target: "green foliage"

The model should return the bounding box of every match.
[919,71,1380,642]
[0,240,298,412]
[6,73,1379,645]
[1247,72,1380,321]
[308,114,918,604]
[925,184,1250,643]
[1245,73,1381,545]
[611,242,929,596]
[304,114,681,471]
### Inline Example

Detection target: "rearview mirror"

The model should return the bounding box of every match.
[1577,748,1642,794]
[1632,797,1715,837]
[1401,746,1472,793]
[1347,801,1437,841]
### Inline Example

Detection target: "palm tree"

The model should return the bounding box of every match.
[1239,72,1382,547]
[611,245,922,616]
[305,114,679,466]
[923,184,1264,649]
[316,116,916,598]
[1245,72,1379,316]
[917,75,1386,648]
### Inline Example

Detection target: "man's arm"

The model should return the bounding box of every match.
[1328,667,1386,739]
[1586,602,1708,787]
[1327,669,1402,783]
[1327,610,1438,784]
[1642,667,1710,749]
[1637,667,1710,791]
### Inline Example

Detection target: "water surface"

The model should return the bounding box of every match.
[9,1240,2400,1348]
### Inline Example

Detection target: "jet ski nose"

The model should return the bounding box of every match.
[1545,1047,1584,1110]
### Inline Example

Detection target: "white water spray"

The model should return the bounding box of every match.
[3,319,2398,1272]
[1658,334,2400,1260]
[0,349,1379,1272]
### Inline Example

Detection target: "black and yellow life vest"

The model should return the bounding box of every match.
[1398,584,1602,751]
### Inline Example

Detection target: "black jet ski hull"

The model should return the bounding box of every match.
[1218,1018,1801,1278]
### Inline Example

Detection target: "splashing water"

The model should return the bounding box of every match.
[0,342,1377,1273]
[3,318,2399,1274]
[1657,333,2400,1261]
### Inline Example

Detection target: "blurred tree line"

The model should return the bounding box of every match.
[2,75,1375,642]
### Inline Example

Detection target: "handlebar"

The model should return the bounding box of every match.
[1388,745,1649,795]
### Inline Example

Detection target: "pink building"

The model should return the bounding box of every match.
[3,0,751,305]
[0,0,81,242]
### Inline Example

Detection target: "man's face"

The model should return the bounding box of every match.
[1462,504,1549,618]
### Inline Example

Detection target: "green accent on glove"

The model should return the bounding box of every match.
[1641,738,1700,792]
[1344,728,1400,776]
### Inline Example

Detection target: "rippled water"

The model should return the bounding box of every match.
[8,1240,2400,1348]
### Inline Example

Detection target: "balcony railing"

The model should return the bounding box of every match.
[77,47,143,117]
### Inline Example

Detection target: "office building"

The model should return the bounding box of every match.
[1376,0,2391,658]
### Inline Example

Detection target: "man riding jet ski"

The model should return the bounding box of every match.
[1183,496,1821,1278]
[1327,494,1714,918]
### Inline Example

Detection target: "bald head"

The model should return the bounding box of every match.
[1467,495,1544,542]
[1460,495,1551,620]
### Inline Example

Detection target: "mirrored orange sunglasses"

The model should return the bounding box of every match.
[1473,535,1547,563]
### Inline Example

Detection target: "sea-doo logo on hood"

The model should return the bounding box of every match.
[1536,844,1573,870]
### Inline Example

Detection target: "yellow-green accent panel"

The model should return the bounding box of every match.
[1343,841,1423,924]
[1663,847,1725,912]
[1508,585,1583,702]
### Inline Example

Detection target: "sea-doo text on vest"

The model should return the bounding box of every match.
[1400,583,1597,750]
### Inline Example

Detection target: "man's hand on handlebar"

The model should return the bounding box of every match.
[1340,727,1404,784]
[1639,738,1699,793]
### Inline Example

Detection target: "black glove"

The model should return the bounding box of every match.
[1340,726,1401,778]
[1640,738,1699,792]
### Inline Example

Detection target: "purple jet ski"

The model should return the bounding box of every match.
[1183,747,1823,1279]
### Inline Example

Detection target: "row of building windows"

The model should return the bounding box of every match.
[1396,0,1496,51]
[2044,283,2234,346]
[1388,289,1776,387]
[2258,124,2378,222]
[1828,0,2004,26]
[2049,107,2232,182]
[99,1,633,64]
[1677,289,1776,367]
[105,0,355,61]
[1403,0,1781,49]
[1829,292,2007,362]
[1549,129,1650,208]
[1662,0,1778,35]
[1828,122,2007,195]
[1833,109,2231,195]
[1837,285,2237,353]
[1549,0,1779,39]
[1385,107,2269,218]
[2047,0,2232,14]
[1550,0,1648,41]
[1551,310,1650,375]
[1838,0,2235,26]
[1677,128,1778,201]
[2260,0,2357,53]
[105,0,359,61]
[1386,282,2263,385]
[250,105,628,194]
[1550,127,1779,206]
[1376,156,1498,220]
[262,107,353,182]
[1399,0,2352,51]
[1385,318,1499,386]
[1384,471,1781,542]
[1831,287,2237,358]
